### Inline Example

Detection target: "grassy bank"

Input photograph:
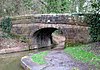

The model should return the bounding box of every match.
[64,43,100,68]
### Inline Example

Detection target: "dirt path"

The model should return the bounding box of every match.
[44,51,95,70]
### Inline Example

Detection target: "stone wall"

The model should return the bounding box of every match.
[9,14,90,49]
[12,23,90,45]
[62,27,90,43]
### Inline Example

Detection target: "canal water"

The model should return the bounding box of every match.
[0,44,58,70]
[0,50,44,70]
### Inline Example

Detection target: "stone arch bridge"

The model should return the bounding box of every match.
[12,14,90,49]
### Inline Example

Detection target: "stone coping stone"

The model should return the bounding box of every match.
[31,66,70,70]
[0,47,28,54]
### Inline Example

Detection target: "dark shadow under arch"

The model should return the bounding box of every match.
[33,27,58,48]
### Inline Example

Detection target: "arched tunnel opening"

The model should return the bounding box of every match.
[33,27,65,49]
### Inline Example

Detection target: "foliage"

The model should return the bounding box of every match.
[69,0,85,13]
[84,1,100,42]
[91,0,100,13]
[23,0,33,10]
[85,14,100,42]
[32,51,48,64]
[0,17,12,34]
[0,0,99,15]
[43,0,92,13]
[0,0,34,16]
[44,0,72,13]
[64,44,100,67]
[0,0,19,16]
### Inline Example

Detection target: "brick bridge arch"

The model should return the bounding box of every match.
[13,23,89,49]
[32,27,59,48]
[31,23,66,48]
[31,23,67,35]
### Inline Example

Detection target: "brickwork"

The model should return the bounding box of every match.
[11,14,90,49]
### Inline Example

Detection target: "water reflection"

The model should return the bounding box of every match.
[0,50,43,70]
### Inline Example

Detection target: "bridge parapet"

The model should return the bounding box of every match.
[32,14,87,26]
[10,14,87,26]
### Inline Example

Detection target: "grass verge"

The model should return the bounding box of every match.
[31,51,48,65]
[64,43,100,68]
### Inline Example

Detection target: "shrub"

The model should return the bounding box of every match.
[0,17,12,34]
[85,14,100,42]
